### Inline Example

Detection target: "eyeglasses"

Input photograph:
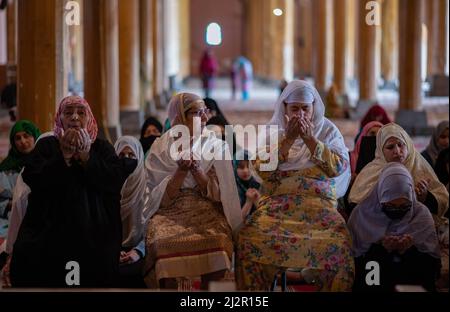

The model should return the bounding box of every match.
[187,108,210,117]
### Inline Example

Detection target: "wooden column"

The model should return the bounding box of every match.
[381,0,398,85]
[179,0,190,78]
[426,0,448,77]
[312,0,331,92]
[6,0,17,64]
[152,0,165,101]
[346,0,357,81]
[295,0,313,78]
[398,0,423,110]
[118,0,140,113]
[17,0,67,132]
[84,0,121,142]
[334,0,347,95]
[140,0,153,115]
[358,0,379,102]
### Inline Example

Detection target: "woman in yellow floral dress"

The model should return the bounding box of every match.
[236,80,354,291]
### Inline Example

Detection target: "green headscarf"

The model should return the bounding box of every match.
[0,120,41,172]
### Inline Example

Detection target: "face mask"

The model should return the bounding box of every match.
[381,203,411,220]
[140,135,159,154]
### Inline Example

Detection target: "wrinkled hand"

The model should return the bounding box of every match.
[284,115,301,142]
[415,179,430,203]
[59,128,79,160]
[119,250,141,264]
[298,117,315,141]
[177,158,192,171]
[74,129,92,162]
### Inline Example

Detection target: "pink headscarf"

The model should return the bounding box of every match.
[350,121,383,174]
[54,96,98,142]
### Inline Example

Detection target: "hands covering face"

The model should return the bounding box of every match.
[284,115,315,142]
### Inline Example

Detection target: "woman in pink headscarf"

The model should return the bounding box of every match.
[9,96,137,288]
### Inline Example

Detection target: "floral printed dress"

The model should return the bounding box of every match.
[236,141,354,291]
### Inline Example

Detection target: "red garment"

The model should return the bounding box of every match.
[199,51,218,77]
[360,104,391,129]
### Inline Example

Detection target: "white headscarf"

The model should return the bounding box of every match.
[262,80,351,198]
[114,136,147,249]
[349,123,449,219]
[348,162,441,259]
[143,93,243,232]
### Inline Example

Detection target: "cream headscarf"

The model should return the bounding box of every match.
[143,93,243,232]
[114,136,147,249]
[262,80,351,198]
[349,123,449,219]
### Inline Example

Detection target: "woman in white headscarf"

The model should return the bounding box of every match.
[349,123,449,225]
[348,162,441,292]
[142,92,242,289]
[236,80,354,291]
[114,136,147,288]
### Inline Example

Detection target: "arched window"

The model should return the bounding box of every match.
[206,22,222,46]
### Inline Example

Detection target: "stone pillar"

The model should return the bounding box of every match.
[118,0,142,133]
[398,0,423,110]
[17,0,68,132]
[381,0,398,87]
[84,0,121,142]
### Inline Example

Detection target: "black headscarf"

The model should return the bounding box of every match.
[140,117,163,155]
[204,97,229,124]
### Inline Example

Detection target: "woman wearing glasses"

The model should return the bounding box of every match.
[142,92,242,290]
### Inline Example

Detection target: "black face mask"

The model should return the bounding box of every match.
[381,203,411,220]
[140,135,159,155]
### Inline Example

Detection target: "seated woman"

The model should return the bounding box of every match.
[233,150,261,220]
[350,121,383,179]
[9,96,137,287]
[421,121,449,167]
[340,121,383,218]
[236,80,354,291]
[203,97,229,124]
[140,116,163,155]
[349,123,449,225]
[355,104,391,143]
[114,136,148,288]
[142,92,242,290]
[0,120,40,239]
[348,162,441,292]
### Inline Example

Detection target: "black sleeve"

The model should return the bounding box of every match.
[22,137,71,191]
[84,139,137,194]
[424,191,439,214]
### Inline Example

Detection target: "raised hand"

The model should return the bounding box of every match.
[59,128,79,161]
[415,179,430,203]
[298,117,315,141]
[284,115,301,142]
